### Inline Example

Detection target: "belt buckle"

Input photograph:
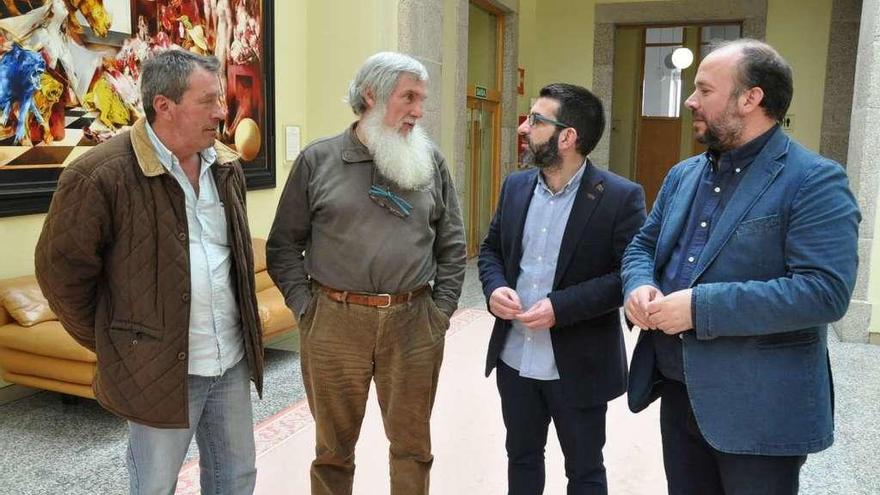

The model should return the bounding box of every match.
[376,293,392,308]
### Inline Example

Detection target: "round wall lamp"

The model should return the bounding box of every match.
[670,47,694,69]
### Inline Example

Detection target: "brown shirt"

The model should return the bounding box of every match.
[267,123,466,318]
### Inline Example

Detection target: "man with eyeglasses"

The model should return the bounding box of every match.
[478,83,646,494]
[266,52,466,495]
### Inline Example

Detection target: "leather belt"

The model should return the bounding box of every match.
[318,284,430,308]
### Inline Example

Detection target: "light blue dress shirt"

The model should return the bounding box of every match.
[499,162,586,380]
[145,122,244,377]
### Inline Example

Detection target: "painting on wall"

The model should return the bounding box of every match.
[0,0,275,217]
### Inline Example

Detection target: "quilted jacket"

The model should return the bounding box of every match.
[35,118,264,428]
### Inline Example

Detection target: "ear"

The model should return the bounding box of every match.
[740,86,765,114]
[558,127,578,152]
[364,88,376,110]
[152,94,173,121]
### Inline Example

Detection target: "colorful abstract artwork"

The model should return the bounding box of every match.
[0,0,274,217]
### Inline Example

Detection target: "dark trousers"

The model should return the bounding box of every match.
[660,380,807,495]
[496,360,608,495]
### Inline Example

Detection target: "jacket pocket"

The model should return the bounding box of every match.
[734,214,781,236]
[109,319,163,340]
[756,329,818,348]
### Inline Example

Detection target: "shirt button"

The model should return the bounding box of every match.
[541,228,547,233]
[532,284,538,289]
[735,168,741,174]
[527,336,532,342]
[182,292,190,302]
[714,187,721,193]
[537,256,543,261]
[688,256,695,263]
[177,232,187,242]
[177,352,187,360]
[700,221,707,228]
[678,334,684,340]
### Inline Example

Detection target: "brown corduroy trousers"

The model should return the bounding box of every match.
[299,290,449,495]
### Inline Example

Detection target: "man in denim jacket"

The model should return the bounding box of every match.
[622,39,860,494]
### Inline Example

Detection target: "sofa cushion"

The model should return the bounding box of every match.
[0,276,57,327]
[257,287,296,339]
[252,237,267,273]
[0,321,96,362]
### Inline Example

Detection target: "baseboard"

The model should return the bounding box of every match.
[0,383,41,406]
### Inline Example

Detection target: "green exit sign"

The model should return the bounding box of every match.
[475,86,488,99]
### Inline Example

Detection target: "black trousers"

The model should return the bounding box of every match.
[496,360,608,495]
[660,380,807,495]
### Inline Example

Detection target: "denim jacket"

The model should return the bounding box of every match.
[622,127,860,455]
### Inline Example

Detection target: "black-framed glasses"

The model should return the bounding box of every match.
[528,112,570,128]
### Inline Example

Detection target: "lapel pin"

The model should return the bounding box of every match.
[587,193,596,200]
[596,183,604,193]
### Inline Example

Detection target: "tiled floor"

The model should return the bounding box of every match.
[2,260,880,494]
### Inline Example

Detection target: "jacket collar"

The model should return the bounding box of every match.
[341,121,374,164]
[129,118,241,177]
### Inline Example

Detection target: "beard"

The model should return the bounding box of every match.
[359,106,434,191]
[694,99,744,153]
[523,130,562,169]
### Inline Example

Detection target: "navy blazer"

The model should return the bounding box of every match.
[479,162,646,408]
[622,128,860,455]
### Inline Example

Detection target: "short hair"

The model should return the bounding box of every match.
[141,50,221,123]
[347,52,429,115]
[538,83,605,156]
[714,39,793,122]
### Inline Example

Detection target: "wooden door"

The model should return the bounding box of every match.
[635,117,682,208]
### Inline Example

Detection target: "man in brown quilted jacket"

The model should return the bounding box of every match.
[35,50,263,495]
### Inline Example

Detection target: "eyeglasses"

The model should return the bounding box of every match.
[368,185,413,218]
[528,112,570,128]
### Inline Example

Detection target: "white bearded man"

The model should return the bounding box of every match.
[266,52,466,495]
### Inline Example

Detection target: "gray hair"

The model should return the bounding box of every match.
[347,52,429,115]
[141,50,221,122]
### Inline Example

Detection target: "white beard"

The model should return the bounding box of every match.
[359,107,435,191]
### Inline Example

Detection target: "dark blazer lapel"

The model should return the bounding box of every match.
[553,162,603,288]
[506,170,539,283]
[655,159,704,267]
[691,129,789,284]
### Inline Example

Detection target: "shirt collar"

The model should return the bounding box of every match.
[708,124,778,174]
[144,120,217,172]
[537,158,586,197]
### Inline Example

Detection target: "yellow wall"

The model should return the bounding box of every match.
[440,0,460,162]
[467,3,498,89]
[609,27,640,178]
[517,0,537,114]
[765,0,832,151]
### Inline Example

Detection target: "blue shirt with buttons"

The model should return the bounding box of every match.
[145,121,244,377]
[654,126,778,382]
[499,162,586,380]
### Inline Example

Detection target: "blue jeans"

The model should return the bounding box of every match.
[126,358,256,495]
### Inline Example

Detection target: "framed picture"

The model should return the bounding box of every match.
[0,0,275,217]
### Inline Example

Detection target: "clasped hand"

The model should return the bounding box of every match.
[489,287,555,330]
[624,285,693,335]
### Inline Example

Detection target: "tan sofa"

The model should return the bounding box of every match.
[0,238,295,399]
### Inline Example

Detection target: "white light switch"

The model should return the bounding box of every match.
[285,125,301,163]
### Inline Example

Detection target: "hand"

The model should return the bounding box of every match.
[489,287,522,320]
[625,285,664,330]
[646,289,693,335]
[516,298,556,330]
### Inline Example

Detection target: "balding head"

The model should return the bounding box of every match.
[709,39,793,122]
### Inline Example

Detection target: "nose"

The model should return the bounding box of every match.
[517,119,530,135]
[684,91,698,111]
[411,100,424,119]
